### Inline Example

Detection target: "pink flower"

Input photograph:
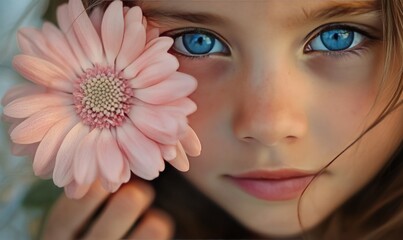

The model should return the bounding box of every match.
[2,0,201,199]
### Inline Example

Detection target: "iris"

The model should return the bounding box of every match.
[182,33,215,54]
[320,29,354,51]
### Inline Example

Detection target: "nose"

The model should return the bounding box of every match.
[233,61,308,147]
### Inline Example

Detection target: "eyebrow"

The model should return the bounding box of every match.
[142,9,226,25]
[138,1,380,26]
[302,1,380,20]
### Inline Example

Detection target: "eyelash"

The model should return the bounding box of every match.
[163,24,379,60]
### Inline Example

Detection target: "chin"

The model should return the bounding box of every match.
[237,215,305,238]
[218,199,326,238]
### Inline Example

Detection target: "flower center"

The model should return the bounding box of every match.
[73,66,133,129]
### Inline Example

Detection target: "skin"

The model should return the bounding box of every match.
[44,179,174,239]
[43,0,403,238]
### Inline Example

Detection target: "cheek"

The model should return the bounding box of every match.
[311,82,377,147]
[177,57,235,173]
[176,57,234,133]
[300,105,402,230]
[306,49,383,153]
[175,56,232,82]
[299,49,402,228]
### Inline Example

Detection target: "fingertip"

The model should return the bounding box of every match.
[82,180,156,239]
[128,208,175,240]
[126,178,156,200]
[84,180,110,199]
[149,208,176,237]
[43,181,111,239]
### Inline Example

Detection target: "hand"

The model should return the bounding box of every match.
[42,179,174,240]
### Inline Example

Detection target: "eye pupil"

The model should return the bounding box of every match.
[320,29,354,51]
[183,33,215,54]
[197,37,204,44]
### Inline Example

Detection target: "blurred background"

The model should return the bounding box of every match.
[0,1,66,239]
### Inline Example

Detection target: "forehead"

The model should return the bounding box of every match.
[140,0,377,10]
[140,0,379,28]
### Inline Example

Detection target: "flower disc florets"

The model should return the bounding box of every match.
[74,66,133,129]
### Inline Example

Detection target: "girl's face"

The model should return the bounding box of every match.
[142,0,403,237]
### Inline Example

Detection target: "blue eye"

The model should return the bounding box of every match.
[308,28,365,52]
[183,33,215,54]
[171,31,229,57]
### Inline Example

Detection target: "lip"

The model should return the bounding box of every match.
[226,169,317,201]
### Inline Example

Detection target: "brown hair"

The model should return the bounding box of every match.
[306,0,403,238]
[81,0,403,238]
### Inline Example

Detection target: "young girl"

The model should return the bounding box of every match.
[34,0,403,239]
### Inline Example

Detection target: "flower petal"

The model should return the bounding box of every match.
[162,98,197,116]
[97,129,124,183]
[89,7,104,37]
[159,144,177,161]
[115,22,146,73]
[134,72,197,105]
[128,104,187,145]
[53,122,90,187]
[116,122,162,180]
[2,114,18,124]
[4,92,73,119]
[17,30,41,56]
[180,127,202,157]
[10,106,73,144]
[159,160,165,172]
[142,17,148,30]
[1,83,45,107]
[42,22,82,76]
[33,116,79,177]
[99,177,122,193]
[122,37,173,79]
[11,142,39,158]
[109,128,131,184]
[130,54,179,89]
[120,157,131,183]
[13,55,73,93]
[69,0,103,64]
[7,120,23,135]
[73,128,101,185]
[64,181,91,199]
[124,6,142,26]
[57,4,92,70]
[168,142,190,172]
[18,28,73,77]
[102,0,124,65]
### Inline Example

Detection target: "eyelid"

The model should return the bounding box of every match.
[162,27,228,42]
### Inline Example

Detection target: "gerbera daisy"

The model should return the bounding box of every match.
[2,0,201,199]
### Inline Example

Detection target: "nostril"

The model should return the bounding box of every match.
[233,106,308,147]
[285,136,298,143]
[241,135,298,146]
[242,137,255,143]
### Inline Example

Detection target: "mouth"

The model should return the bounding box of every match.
[225,169,317,201]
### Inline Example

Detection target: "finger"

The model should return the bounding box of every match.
[128,208,175,240]
[43,181,109,240]
[83,179,155,239]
